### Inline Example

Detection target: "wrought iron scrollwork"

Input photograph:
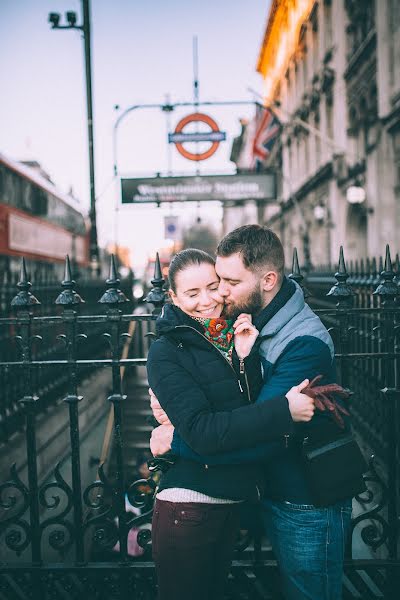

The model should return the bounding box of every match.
[351,455,390,552]
[0,464,31,555]
[39,463,75,555]
[83,463,120,552]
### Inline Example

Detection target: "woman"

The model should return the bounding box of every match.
[146,248,314,600]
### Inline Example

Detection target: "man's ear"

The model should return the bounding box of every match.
[260,271,279,292]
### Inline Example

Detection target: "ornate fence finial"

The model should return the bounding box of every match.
[369,256,378,287]
[288,247,310,299]
[11,258,40,308]
[393,253,400,287]
[378,256,384,280]
[55,256,84,306]
[354,259,360,286]
[289,248,302,285]
[144,252,167,314]
[359,258,366,285]
[99,255,128,305]
[327,246,354,303]
[373,245,398,301]
[366,257,371,277]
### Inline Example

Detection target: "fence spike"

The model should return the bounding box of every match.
[144,252,167,314]
[99,255,128,305]
[394,253,400,286]
[327,246,354,302]
[55,255,84,305]
[288,248,310,299]
[64,255,73,283]
[109,254,118,283]
[154,252,163,281]
[11,257,41,308]
[338,246,346,274]
[373,245,398,300]
[384,244,392,273]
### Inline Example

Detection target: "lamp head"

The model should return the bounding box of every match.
[66,11,77,26]
[48,12,60,28]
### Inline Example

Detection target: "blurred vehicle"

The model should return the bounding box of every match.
[0,152,89,281]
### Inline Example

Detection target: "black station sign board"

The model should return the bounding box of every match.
[121,173,276,204]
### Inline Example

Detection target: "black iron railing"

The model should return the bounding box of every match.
[0,248,399,599]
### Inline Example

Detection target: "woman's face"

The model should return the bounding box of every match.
[170,262,224,318]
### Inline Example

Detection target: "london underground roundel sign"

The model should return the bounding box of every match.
[170,112,226,161]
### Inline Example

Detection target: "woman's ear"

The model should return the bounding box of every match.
[169,289,178,306]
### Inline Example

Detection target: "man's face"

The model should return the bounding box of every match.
[215,253,264,319]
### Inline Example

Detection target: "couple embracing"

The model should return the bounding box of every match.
[146,225,354,600]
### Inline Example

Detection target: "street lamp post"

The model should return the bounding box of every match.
[48,0,100,274]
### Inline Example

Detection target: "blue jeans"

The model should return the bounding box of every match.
[262,498,352,600]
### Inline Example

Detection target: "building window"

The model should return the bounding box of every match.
[326,92,334,142]
[389,0,400,88]
[311,4,319,74]
[304,133,310,175]
[359,96,369,152]
[345,0,375,57]
[315,110,321,165]
[296,135,301,180]
[323,0,332,50]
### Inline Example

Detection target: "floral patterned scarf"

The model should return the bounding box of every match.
[194,316,235,357]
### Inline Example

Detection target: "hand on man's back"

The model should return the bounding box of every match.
[150,423,175,456]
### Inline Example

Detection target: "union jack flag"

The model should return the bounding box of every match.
[251,106,281,168]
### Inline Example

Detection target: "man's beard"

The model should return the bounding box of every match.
[223,285,264,320]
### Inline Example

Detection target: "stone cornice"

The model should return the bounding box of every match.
[257,0,316,102]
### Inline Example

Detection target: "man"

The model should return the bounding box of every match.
[150,225,352,600]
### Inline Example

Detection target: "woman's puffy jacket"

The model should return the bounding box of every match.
[146,304,294,501]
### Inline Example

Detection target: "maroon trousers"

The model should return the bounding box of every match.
[151,498,241,600]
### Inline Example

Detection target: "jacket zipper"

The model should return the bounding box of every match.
[255,484,261,501]
[174,324,251,401]
[175,324,259,501]
[240,359,252,403]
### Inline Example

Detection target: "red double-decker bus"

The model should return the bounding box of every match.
[0,152,89,281]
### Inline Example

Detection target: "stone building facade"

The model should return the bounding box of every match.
[230,0,400,268]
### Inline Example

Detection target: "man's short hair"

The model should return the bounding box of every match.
[217,225,285,279]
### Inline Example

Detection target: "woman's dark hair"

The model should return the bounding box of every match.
[168,248,215,293]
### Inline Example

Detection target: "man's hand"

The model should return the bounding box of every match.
[149,388,171,425]
[286,379,315,422]
[301,375,351,428]
[150,424,175,456]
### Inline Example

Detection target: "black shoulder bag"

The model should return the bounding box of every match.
[301,428,367,507]
[299,377,368,507]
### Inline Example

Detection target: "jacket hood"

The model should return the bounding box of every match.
[155,303,204,337]
[260,281,305,337]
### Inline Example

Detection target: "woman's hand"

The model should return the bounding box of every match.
[286,379,315,422]
[150,424,175,456]
[149,388,172,425]
[233,313,259,359]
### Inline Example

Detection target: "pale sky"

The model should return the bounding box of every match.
[0,0,270,271]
